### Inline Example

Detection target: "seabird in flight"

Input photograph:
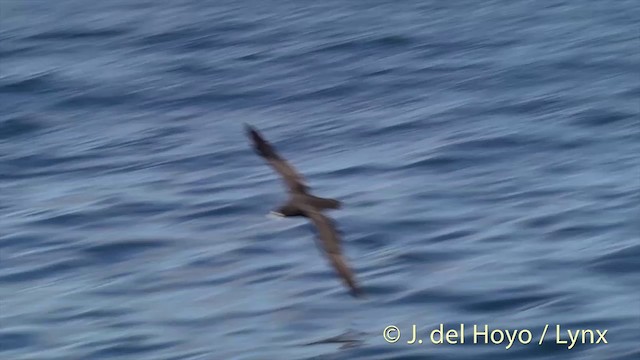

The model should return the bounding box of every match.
[245,124,362,297]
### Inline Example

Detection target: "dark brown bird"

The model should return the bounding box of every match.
[245,124,362,297]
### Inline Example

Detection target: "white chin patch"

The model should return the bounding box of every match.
[267,211,285,219]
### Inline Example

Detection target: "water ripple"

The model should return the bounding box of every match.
[1,1,638,359]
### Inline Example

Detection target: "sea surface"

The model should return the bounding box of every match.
[1,1,639,359]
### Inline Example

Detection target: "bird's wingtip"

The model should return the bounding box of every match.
[351,287,366,299]
[244,123,262,137]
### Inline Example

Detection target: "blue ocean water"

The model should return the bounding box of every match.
[1,0,639,359]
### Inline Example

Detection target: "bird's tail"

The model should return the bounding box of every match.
[307,196,341,210]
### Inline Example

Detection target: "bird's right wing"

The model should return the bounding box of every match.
[246,125,308,194]
[304,207,362,297]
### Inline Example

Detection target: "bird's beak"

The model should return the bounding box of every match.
[268,211,285,219]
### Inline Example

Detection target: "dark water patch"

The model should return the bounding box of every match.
[362,118,429,137]
[162,351,211,360]
[150,124,188,138]
[428,229,475,243]
[4,153,100,169]
[509,188,567,203]
[360,68,396,78]
[546,222,618,240]
[291,286,334,299]
[32,212,100,227]
[408,62,489,75]
[521,213,564,229]
[350,233,390,250]
[55,90,144,109]
[0,117,44,139]
[553,137,595,150]
[134,23,257,51]
[0,43,38,58]
[162,308,279,328]
[242,266,291,284]
[305,331,364,348]
[476,234,512,244]
[552,56,630,73]
[87,339,180,358]
[27,28,131,41]
[137,27,211,46]
[0,160,122,180]
[279,82,361,103]
[401,154,476,172]
[396,248,466,264]
[160,315,227,329]
[91,126,187,153]
[177,184,232,196]
[460,293,556,313]
[392,216,474,231]
[370,34,414,47]
[357,281,405,297]
[620,85,640,99]
[415,37,520,57]
[611,349,640,360]
[166,61,227,77]
[178,202,253,221]
[294,268,344,284]
[187,254,237,269]
[592,187,640,203]
[309,34,415,55]
[93,273,213,295]
[444,134,544,153]
[96,160,169,175]
[0,331,37,351]
[561,317,620,330]
[140,29,192,45]
[494,64,560,89]
[177,35,231,51]
[236,51,267,61]
[0,258,88,283]
[590,243,640,275]
[209,20,263,33]
[211,305,294,323]
[490,96,567,116]
[150,89,270,109]
[102,201,179,217]
[46,308,130,323]
[256,263,292,274]
[82,239,169,262]
[0,73,58,94]
[390,288,471,306]
[543,158,586,174]
[0,233,42,249]
[106,152,234,174]
[320,164,388,177]
[570,108,634,127]
[228,243,278,258]
[106,320,144,330]
[532,339,589,358]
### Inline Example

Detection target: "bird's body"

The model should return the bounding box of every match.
[245,124,362,297]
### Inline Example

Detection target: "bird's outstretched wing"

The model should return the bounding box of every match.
[245,125,308,194]
[304,207,362,297]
